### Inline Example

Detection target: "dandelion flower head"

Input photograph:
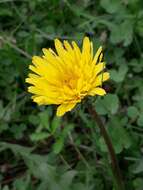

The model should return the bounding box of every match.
[26,37,110,116]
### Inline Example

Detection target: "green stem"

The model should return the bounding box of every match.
[68,133,90,169]
[89,107,125,190]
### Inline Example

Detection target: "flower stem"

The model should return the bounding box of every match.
[89,107,125,190]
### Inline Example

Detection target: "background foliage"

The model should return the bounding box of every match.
[0,0,143,189]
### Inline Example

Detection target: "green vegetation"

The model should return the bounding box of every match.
[0,0,143,189]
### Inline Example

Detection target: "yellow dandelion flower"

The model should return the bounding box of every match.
[26,37,110,116]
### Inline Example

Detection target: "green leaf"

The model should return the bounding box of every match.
[0,8,13,16]
[0,101,5,119]
[60,170,77,188]
[94,98,107,115]
[62,124,74,138]
[28,115,40,126]
[129,59,143,73]
[133,178,143,190]
[137,114,143,127]
[127,106,139,119]
[110,20,134,46]
[99,125,132,154]
[13,175,31,190]
[0,142,33,157]
[51,116,61,134]
[53,138,64,154]
[0,123,8,133]
[133,159,143,174]
[39,109,50,129]
[10,123,26,139]
[110,65,128,83]
[95,94,119,115]
[2,186,9,190]
[136,18,143,37]
[122,20,134,46]
[100,0,123,14]
[30,132,51,141]
[104,94,119,114]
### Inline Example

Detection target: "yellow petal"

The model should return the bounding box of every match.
[63,40,73,52]
[29,65,40,75]
[93,46,102,64]
[93,62,105,76]
[54,39,66,57]
[82,36,90,54]
[90,41,93,59]
[56,103,77,117]
[42,50,65,78]
[31,56,56,78]
[28,86,61,101]
[33,96,60,105]
[28,86,42,95]
[77,77,83,91]
[99,52,103,62]
[72,41,81,62]
[54,40,76,71]
[88,87,106,96]
[32,56,46,66]
[28,73,39,79]
[93,72,110,87]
